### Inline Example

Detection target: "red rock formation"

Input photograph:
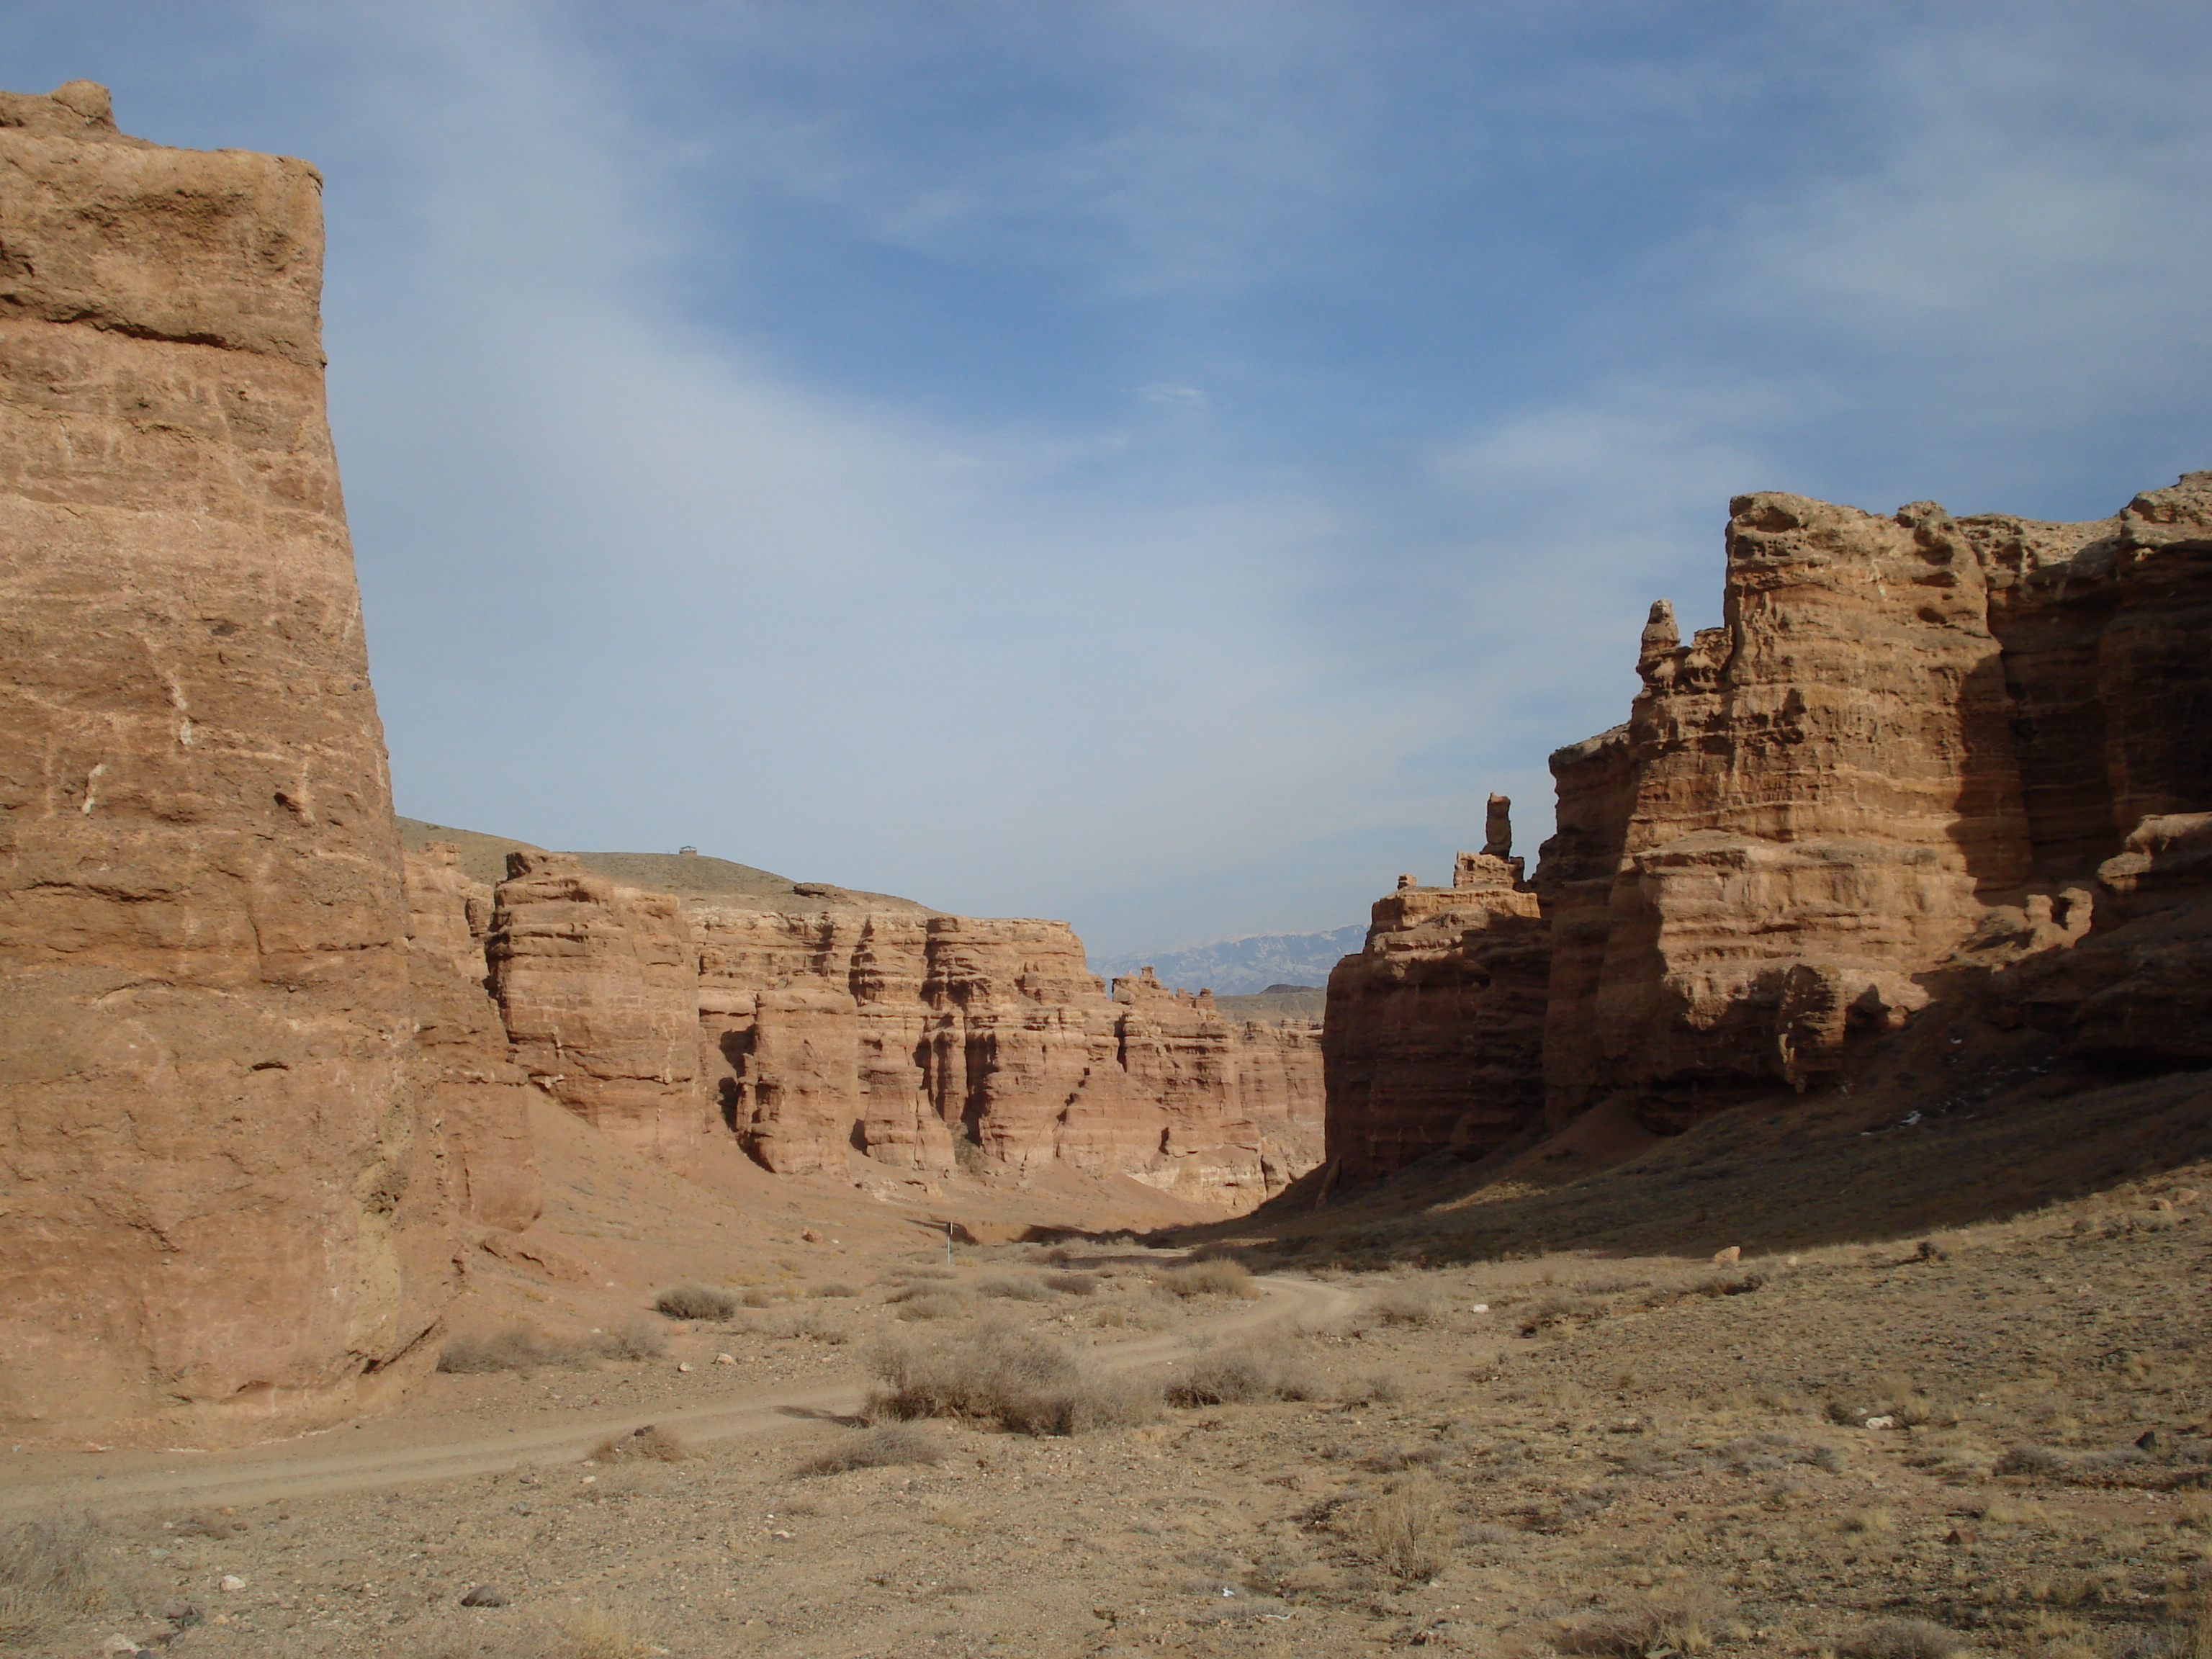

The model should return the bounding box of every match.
[487,850,705,1164]
[691,908,1323,1204]
[404,846,541,1231]
[0,84,451,1438]
[1323,807,1549,1184]
[1538,474,2212,1133]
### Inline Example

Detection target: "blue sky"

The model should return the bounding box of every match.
[16,2,2212,956]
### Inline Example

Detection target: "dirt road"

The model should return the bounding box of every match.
[1,1274,1356,1519]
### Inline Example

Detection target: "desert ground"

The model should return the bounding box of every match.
[6,1074,2211,1659]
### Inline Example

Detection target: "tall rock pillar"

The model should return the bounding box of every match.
[0,85,451,1438]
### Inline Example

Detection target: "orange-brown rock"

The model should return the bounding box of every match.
[486,850,704,1164]
[1323,808,1548,1184]
[691,908,1322,1205]
[1538,473,2212,1132]
[404,845,541,1231]
[0,84,452,1438]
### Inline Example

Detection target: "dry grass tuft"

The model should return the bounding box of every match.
[1159,1258,1259,1299]
[591,1319,665,1362]
[1335,1470,1456,1581]
[794,1421,948,1477]
[0,1513,108,1647]
[869,1321,1156,1435]
[1560,1584,1732,1656]
[1166,1339,1320,1406]
[892,1290,971,1322]
[1365,1280,1444,1326]
[1043,1272,1099,1295]
[439,1325,580,1373]
[1843,1617,1969,1658]
[654,1284,739,1320]
[589,1424,688,1464]
[806,1282,860,1299]
[976,1274,1057,1301]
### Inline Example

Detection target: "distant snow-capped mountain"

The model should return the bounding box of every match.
[1089,925,1367,996]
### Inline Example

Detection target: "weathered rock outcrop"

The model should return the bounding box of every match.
[1322,472,2211,1184]
[487,850,704,1164]
[1323,801,1549,1183]
[403,845,541,1231]
[0,85,451,1437]
[1538,474,2212,1133]
[695,909,1323,1205]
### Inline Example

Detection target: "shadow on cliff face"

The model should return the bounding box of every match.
[1174,1042,2212,1267]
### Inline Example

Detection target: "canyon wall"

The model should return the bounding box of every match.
[0,85,452,1437]
[694,910,1323,1207]
[1323,474,2211,1183]
[1322,801,1549,1184]
[1540,477,2212,1133]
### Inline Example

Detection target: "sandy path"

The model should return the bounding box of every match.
[1,1275,1356,1518]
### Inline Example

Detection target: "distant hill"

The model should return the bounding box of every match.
[1092,925,1367,997]
[1215,984,1328,1022]
[395,818,940,915]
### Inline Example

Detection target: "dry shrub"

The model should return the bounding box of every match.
[1844,1617,1968,1659]
[806,1282,860,1300]
[794,1422,947,1477]
[590,1424,688,1464]
[590,1319,665,1362]
[439,1325,579,1374]
[1345,1370,1406,1406]
[550,1605,663,1659]
[893,1291,971,1322]
[1561,1584,1732,1655]
[1367,1280,1443,1326]
[1995,1444,2073,1477]
[976,1274,1057,1302]
[869,1321,1156,1436]
[1167,1339,1319,1406]
[740,1287,781,1308]
[0,1513,107,1647]
[1336,1470,1456,1581]
[774,1310,851,1344]
[1043,1272,1098,1296]
[654,1284,739,1320]
[1159,1259,1259,1299]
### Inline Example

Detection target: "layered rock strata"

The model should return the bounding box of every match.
[694,911,1321,1206]
[487,850,705,1165]
[1537,474,2212,1135]
[0,85,451,1435]
[403,845,541,1232]
[1323,473,2211,1184]
[1322,804,1548,1184]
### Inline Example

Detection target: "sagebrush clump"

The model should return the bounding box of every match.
[1159,1258,1259,1299]
[869,1321,1154,1435]
[654,1284,739,1320]
[795,1422,948,1477]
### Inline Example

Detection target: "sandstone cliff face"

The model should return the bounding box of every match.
[487,850,704,1164]
[695,912,1323,1206]
[404,845,541,1232]
[1536,473,2212,1133]
[1323,806,1549,1184]
[0,85,451,1437]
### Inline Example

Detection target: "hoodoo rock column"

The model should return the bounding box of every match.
[0,85,451,1437]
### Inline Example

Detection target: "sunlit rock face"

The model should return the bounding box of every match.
[0,84,454,1439]
[693,912,1324,1205]
[1537,475,2212,1133]
[1323,805,1549,1186]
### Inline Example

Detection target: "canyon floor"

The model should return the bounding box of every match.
[6,1088,2211,1659]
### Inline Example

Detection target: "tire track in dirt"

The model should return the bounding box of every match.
[1,1275,1357,1517]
